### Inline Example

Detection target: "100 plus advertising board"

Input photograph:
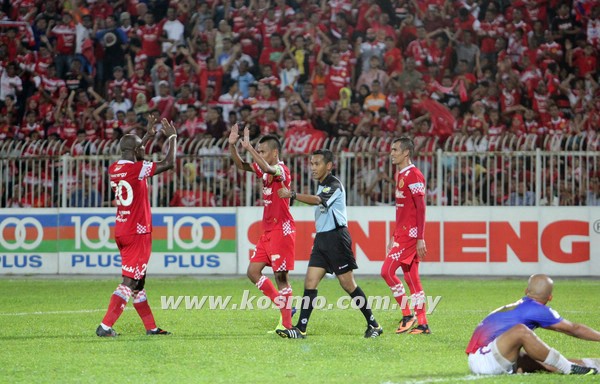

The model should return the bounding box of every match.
[1,207,598,276]
[0,208,237,274]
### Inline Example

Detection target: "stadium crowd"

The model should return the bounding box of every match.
[0,0,598,208]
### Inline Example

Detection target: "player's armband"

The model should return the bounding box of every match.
[409,182,425,195]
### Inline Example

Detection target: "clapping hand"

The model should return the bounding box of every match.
[145,115,158,137]
[228,123,240,145]
[161,118,177,138]
[241,126,251,150]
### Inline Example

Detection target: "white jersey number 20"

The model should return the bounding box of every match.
[111,180,134,206]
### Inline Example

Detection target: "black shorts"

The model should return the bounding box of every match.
[309,227,358,275]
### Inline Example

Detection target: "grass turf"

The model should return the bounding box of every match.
[0,277,598,383]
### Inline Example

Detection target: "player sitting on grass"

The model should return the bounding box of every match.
[466,274,600,375]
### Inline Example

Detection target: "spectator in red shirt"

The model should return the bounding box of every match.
[259,33,285,75]
[137,13,162,63]
[383,36,403,77]
[91,0,114,21]
[149,80,176,121]
[49,12,76,78]
[568,43,597,78]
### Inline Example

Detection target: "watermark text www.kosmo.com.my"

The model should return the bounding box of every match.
[160,291,442,314]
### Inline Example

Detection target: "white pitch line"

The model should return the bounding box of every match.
[0,308,133,316]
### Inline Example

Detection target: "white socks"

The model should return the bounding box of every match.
[543,348,572,374]
[582,358,600,370]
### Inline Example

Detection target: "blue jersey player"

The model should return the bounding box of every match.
[466,274,600,375]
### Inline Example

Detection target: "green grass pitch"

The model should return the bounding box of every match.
[0,277,598,383]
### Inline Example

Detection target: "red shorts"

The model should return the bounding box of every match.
[386,239,418,267]
[116,233,152,280]
[251,229,295,272]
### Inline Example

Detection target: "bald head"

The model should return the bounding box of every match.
[120,134,141,152]
[526,274,554,303]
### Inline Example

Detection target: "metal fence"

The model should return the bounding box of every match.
[1,133,599,208]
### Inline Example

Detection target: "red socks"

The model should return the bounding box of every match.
[279,286,293,329]
[256,275,293,329]
[133,289,157,331]
[101,284,132,327]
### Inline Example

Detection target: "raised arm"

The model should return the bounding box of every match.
[240,127,279,175]
[92,102,109,122]
[66,90,76,120]
[154,118,177,175]
[228,123,253,172]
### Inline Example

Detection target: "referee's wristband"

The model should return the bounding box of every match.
[290,190,296,200]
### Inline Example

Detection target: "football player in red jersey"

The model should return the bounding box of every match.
[381,137,431,334]
[96,117,177,337]
[229,123,297,336]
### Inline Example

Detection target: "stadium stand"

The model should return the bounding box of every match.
[0,0,597,207]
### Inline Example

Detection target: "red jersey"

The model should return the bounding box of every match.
[109,160,157,237]
[252,161,295,233]
[137,24,162,57]
[325,64,350,100]
[259,120,280,135]
[394,164,426,242]
[50,24,76,55]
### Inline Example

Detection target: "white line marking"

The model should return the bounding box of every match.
[0,308,133,316]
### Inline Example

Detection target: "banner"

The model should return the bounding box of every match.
[0,208,237,275]
[0,209,59,274]
[237,207,600,276]
[1,207,598,275]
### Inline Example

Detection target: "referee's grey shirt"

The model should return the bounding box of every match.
[315,174,347,232]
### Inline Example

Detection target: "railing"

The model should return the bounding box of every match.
[1,133,598,208]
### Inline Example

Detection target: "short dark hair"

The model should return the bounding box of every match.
[258,135,281,152]
[312,149,334,164]
[393,136,415,157]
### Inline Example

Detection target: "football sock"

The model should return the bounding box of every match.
[350,286,379,328]
[133,289,157,331]
[279,286,293,329]
[101,284,132,328]
[544,348,572,374]
[256,275,279,301]
[381,259,411,316]
[582,358,600,370]
[296,289,317,332]
[411,291,427,325]
[402,262,428,325]
[391,282,413,317]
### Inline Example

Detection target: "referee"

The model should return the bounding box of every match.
[277,149,383,338]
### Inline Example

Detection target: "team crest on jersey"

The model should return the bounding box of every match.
[322,187,331,193]
[398,179,404,188]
